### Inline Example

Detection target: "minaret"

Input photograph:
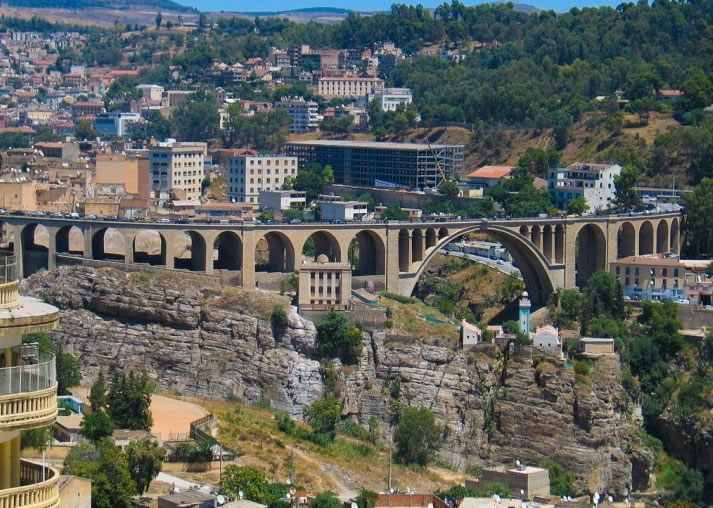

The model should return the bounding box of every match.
[518,290,531,335]
[0,252,61,507]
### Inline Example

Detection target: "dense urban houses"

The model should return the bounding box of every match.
[284,140,465,190]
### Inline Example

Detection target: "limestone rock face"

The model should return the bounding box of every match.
[23,266,647,497]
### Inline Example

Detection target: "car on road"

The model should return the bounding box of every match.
[289,219,302,224]
[497,260,504,265]
[0,208,6,215]
[50,212,64,218]
[86,214,97,220]
[158,218,171,223]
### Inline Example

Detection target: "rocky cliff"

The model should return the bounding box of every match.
[23,266,648,497]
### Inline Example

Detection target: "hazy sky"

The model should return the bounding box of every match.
[183,0,619,14]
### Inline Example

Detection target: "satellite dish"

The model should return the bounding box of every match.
[351,502,358,508]
[520,489,524,497]
[286,479,291,485]
[493,495,501,503]
[290,488,296,496]
[608,496,613,503]
[287,494,291,500]
[515,460,521,466]
[390,488,395,494]
[239,491,244,500]
[217,495,226,505]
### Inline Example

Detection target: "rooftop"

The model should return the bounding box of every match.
[612,254,682,267]
[158,490,215,504]
[286,139,462,150]
[55,414,84,430]
[467,165,513,180]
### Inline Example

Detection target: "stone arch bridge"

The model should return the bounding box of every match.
[0,212,682,305]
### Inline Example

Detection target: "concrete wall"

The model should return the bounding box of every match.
[59,475,92,508]
[677,306,713,330]
[323,183,484,210]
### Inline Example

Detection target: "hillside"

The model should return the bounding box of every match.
[4,0,196,11]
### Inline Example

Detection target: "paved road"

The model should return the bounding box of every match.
[156,472,203,490]
[441,249,522,276]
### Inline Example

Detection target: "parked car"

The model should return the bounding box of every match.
[50,212,64,218]
[158,218,171,223]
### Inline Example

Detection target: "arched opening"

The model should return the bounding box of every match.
[617,222,635,259]
[530,225,542,250]
[670,218,680,254]
[438,227,449,240]
[575,224,607,287]
[656,220,669,254]
[56,225,84,256]
[412,229,424,263]
[349,231,385,276]
[213,231,242,271]
[302,231,341,263]
[542,225,553,263]
[21,223,48,277]
[0,221,14,252]
[639,221,654,255]
[519,225,529,237]
[425,228,437,249]
[92,228,125,262]
[256,232,295,273]
[554,225,565,264]
[398,229,410,272]
[174,231,206,271]
[133,230,166,265]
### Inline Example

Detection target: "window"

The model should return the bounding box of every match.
[674,268,679,277]
[662,268,668,277]
[625,266,630,275]
[635,268,640,276]
[625,277,630,285]
[616,266,620,275]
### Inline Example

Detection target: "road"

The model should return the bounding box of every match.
[441,249,522,276]
[155,472,203,490]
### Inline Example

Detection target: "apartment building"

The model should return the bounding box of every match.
[285,140,464,190]
[96,153,150,199]
[548,162,621,212]
[317,76,384,98]
[367,87,412,111]
[149,140,207,201]
[611,254,686,302]
[71,101,104,118]
[227,154,298,205]
[274,97,321,133]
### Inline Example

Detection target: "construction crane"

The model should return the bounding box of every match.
[425,138,451,190]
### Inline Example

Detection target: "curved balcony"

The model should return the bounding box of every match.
[0,352,57,432]
[0,459,60,508]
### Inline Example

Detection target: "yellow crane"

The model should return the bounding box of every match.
[426,139,450,190]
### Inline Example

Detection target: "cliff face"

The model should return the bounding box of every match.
[23,266,645,497]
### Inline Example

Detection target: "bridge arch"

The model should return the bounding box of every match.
[56,225,84,256]
[670,218,680,253]
[554,225,565,263]
[349,230,385,276]
[438,227,449,239]
[639,220,654,255]
[412,229,424,263]
[21,223,48,277]
[0,221,14,253]
[575,224,607,287]
[92,227,126,262]
[256,231,295,273]
[656,220,669,254]
[617,222,635,258]
[407,224,556,305]
[133,230,166,266]
[542,225,553,262]
[425,228,437,250]
[213,231,242,271]
[530,225,542,250]
[173,231,207,271]
[301,231,341,263]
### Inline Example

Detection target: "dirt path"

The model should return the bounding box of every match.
[291,446,357,497]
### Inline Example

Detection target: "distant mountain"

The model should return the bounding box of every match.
[240,7,354,16]
[3,0,198,13]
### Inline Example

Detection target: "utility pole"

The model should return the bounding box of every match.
[388,431,393,508]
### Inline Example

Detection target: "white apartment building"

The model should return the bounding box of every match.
[228,155,298,205]
[318,76,384,98]
[319,200,368,221]
[548,162,622,212]
[367,87,412,111]
[149,140,207,201]
[274,97,321,133]
[259,190,307,211]
[136,84,164,102]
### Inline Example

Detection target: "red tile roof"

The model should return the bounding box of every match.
[466,165,514,180]
[612,255,682,267]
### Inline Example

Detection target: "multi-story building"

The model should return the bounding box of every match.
[0,253,62,507]
[71,101,104,118]
[149,141,207,201]
[227,154,298,205]
[94,112,141,137]
[258,190,306,211]
[548,162,622,212]
[367,87,412,112]
[285,140,464,190]
[95,153,150,199]
[610,253,686,302]
[298,256,353,311]
[318,76,384,98]
[319,200,368,221]
[274,97,321,133]
[136,84,164,102]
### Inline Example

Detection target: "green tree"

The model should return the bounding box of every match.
[315,311,362,358]
[155,11,162,29]
[381,204,409,220]
[74,119,98,141]
[63,440,136,508]
[614,165,641,210]
[681,70,713,111]
[89,371,108,411]
[21,426,52,451]
[567,196,588,215]
[393,406,442,466]
[23,333,80,395]
[126,438,166,494]
[438,180,460,197]
[107,372,153,431]
[271,305,289,332]
[675,468,704,502]
[322,165,334,183]
[219,465,268,503]
[80,409,115,442]
[310,491,343,508]
[355,489,378,508]
[304,395,341,441]
[706,262,713,278]
[172,99,219,142]
[559,289,583,321]
[682,178,713,256]
[538,460,574,496]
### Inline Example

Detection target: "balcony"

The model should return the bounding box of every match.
[0,459,60,508]
[0,351,57,432]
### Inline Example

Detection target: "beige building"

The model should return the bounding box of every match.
[466,465,550,500]
[610,254,685,301]
[298,255,352,311]
[0,180,37,211]
[95,153,150,199]
[58,476,92,508]
[149,141,206,201]
[228,154,298,205]
[317,76,384,98]
[84,197,120,217]
[580,337,615,355]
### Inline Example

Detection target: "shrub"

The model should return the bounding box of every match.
[389,375,402,398]
[315,311,362,359]
[380,292,417,305]
[393,406,442,466]
[271,305,289,332]
[276,412,296,435]
[539,459,574,496]
[574,360,590,376]
[305,396,341,444]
